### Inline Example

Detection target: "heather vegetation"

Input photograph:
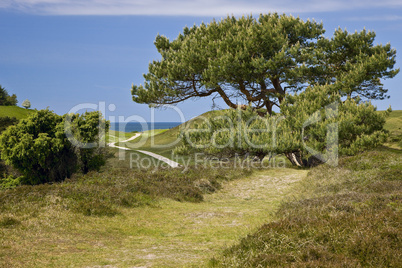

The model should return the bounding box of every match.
[210,147,401,267]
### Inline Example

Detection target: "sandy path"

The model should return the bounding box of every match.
[108,133,181,168]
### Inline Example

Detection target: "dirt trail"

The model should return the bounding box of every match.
[103,168,308,267]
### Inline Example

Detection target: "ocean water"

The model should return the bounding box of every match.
[110,122,182,132]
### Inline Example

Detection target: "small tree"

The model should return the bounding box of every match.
[132,13,397,165]
[21,99,31,109]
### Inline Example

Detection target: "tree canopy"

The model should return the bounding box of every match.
[131,13,398,115]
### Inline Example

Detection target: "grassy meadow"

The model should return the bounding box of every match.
[0,106,34,120]
[0,109,401,267]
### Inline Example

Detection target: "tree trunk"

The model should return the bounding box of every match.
[285,151,305,167]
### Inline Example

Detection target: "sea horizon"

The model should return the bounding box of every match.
[110,122,182,132]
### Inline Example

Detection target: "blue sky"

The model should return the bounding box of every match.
[0,0,401,122]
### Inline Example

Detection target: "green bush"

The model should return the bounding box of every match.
[0,109,110,185]
[0,109,77,184]
[0,116,18,133]
[64,111,110,173]
[0,116,19,178]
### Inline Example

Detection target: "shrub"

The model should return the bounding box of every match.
[0,116,19,178]
[0,109,77,184]
[0,109,110,185]
[64,111,110,173]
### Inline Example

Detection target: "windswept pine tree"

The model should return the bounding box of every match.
[132,13,399,166]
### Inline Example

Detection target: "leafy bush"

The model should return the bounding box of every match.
[0,109,76,184]
[0,116,19,178]
[0,109,110,185]
[64,111,110,173]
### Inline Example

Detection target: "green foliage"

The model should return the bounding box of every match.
[64,111,110,173]
[317,28,399,100]
[132,13,325,113]
[0,117,19,179]
[0,109,77,184]
[133,13,397,166]
[21,99,31,109]
[132,13,398,114]
[0,175,23,189]
[0,116,18,134]
[176,84,389,166]
[277,84,389,165]
[210,148,402,267]
[174,107,281,160]
[0,85,18,106]
[0,109,110,185]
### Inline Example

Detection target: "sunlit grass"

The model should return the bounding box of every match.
[0,106,34,120]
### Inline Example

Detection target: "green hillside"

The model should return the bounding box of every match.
[116,110,225,159]
[117,109,402,161]
[384,110,402,135]
[0,106,35,120]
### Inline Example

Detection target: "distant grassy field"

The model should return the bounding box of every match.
[0,106,34,120]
